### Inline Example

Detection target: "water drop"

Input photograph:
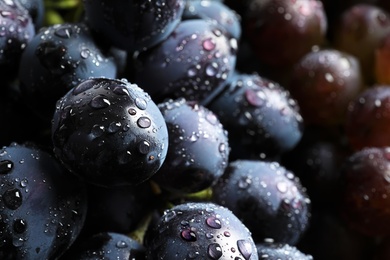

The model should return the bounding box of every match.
[325,73,334,83]
[128,107,137,115]
[0,160,13,174]
[91,124,105,138]
[206,216,222,229]
[3,188,23,210]
[276,182,288,193]
[135,97,147,110]
[73,81,93,95]
[203,38,216,51]
[163,210,176,222]
[205,63,218,76]
[20,179,28,188]
[89,95,111,109]
[205,233,214,239]
[238,176,252,189]
[137,117,151,128]
[245,89,266,107]
[12,237,24,247]
[116,240,128,248]
[13,219,27,234]
[237,240,252,260]
[181,229,197,242]
[54,25,73,38]
[208,243,223,259]
[80,49,90,59]
[138,140,150,154]
[188,67,198,77]
[113,85,129,96]
[108,122,122,133]
[189,133,199,142]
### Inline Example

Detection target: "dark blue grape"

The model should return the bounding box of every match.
[208,72,303,159]
[51,78,169,187]
[145,202,258,259]
[212,160,311,245]
[0,143,87,259]
[18,22,117,118]
[132,19,237,104]
[152,98,230,194]
[83,0,185,53]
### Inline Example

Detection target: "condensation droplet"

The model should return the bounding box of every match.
[203,38,216,51]
[245,89,266,107]
[138,140,150,154]
[237,240,253,260]
[13,219,27,234]
[91,124,105,138]
[128,107,137,115]
[276,182,288,193]
[0,160,13,174]
[208,243,223,259]
[137,117,151,128]
[135,97,147,110]
[3,188,23,210]
[89,95,111,109]
[206,217,222,229]
[108,122,122,133]
[181,229,197,242]
[116,240,128,248]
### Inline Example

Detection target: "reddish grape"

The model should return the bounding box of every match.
[333,4,390,84]
[345,85,390,150]
[244,0,327,68]
[340,147,390,237]
[288,49,364,126]
[375,32,390,84]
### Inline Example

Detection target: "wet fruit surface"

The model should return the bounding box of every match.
[288,49,363,126]
[345,85,390,150]
[340,147,390,237]
[0,143,87,259]
[212,160,311,245]
[152,98,230,194]
[132,19,237,105]
[145,202,258,260]
[208,72,303,159]
[52,77,169,187]
[83,0,185,53]
[18,22,117,118]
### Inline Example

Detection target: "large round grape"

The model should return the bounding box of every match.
[51,78,169,187]
[83,0,185,53]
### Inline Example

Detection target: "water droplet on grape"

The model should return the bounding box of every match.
[3,188,23,210]
[89,95,111,109]
[245,89,266,107]
[208,243,223,259]
[203,38,216,51]
[54,25,73,38]
[181,229,197,242]
[237,240,252,260]
[116,240,128,248]
[91,124,105,138]
[108,122,122,133]
[276,182,288,193]
[135,97,147,110]
[128,107,137,115]
[113,86,129,96]
[13,219,27,234]
[137,117,151,128]
[206,216,222,229]
[0,160,13,174]
[138,140,150,154]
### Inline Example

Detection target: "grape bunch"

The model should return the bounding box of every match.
[2,0,390,259]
